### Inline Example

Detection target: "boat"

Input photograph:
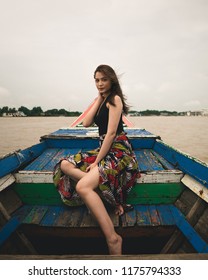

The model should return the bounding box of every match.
[0,113,208,260]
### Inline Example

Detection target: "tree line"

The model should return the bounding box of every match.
[0,106,184,117]
[0,106,81,117]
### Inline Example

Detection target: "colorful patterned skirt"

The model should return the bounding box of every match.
[53,132,139,207]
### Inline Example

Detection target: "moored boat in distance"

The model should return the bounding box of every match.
[0,116,208,259]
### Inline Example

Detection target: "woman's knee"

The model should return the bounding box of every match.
[60,160,74,172]
[75,180,86,196]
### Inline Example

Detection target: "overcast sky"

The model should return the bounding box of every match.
[0,0,207,112]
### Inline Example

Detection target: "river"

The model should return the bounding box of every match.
[0,116,208,163]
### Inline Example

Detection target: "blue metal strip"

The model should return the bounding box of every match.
[170,205,208,253]
[0,217,20,246]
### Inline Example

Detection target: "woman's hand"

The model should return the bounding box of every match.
[86,162,98,172]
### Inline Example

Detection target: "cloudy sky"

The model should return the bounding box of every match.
[0,0,207,112]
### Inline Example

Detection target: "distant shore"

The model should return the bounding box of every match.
[1,106,208,117]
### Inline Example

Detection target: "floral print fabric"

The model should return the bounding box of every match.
[53,132,139,207]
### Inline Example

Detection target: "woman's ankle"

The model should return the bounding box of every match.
[107,233,122,255]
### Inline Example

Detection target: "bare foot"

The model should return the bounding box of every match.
[115,204,124,216]
[107,234,122,255]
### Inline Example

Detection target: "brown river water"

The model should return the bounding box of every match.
[0,116,208,163]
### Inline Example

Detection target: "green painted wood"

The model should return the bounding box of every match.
[13,183,63,205]
[13,181,184,206]
[127,182,184,204]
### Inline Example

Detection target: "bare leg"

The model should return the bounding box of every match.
[60,160,87,181]
[76,166,122,255]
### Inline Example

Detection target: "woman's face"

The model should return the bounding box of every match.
[94,71,111,97]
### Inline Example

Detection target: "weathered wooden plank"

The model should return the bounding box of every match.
[13,183,62,205]
[23,206,48,224]
[24,149,59,171]
[161,197,207,254]
[12,205,34,222]
[79,208,98,227]
[44,148,87,171]
[127,183,184,205]
[137,170,183,184]
[135,205,151,225]
[120,209,136,227]
[0,174,16,192]
[195,208,208,243]
[53,207,74,227]
[65,207,85,227]
[151,151,175,170]
[40,206,64,226]
[170,206,208,253]
[135,150,164,172]
[0,188,22,215]
[148,205,161,226]
[0,203,37,254]
[0,217,20,246]
[154,140,208,189]
[43,148,72,171]
[181,174,208,203]
[15,172,53,183]
[156,205,175,226]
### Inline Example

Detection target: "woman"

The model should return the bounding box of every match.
[53,65,138,255]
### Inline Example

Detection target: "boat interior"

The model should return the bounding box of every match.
[0,128,208,258]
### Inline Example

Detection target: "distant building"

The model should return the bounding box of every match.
[2,111,26,117]
[201,109,208,116]
[186,111,202,116]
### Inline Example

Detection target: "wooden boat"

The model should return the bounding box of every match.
[0,114,208,259]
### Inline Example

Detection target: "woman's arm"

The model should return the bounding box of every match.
[82,96,104,127]
[92,95,123,165]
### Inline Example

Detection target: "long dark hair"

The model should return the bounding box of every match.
[94,65,129,115]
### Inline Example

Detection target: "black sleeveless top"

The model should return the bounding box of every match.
[94,96,124,136]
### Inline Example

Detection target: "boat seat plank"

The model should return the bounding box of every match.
[23,206,48,224]
[135,205,152,226]
[148,205,161,226]
[43,148,72,171]
[53,207,81,227]
[20,147,181,176]
[9,204,208,253]
[120,209,137,227]
[40,206,65,226]
[24,149,60,171]
[121,205,176,227]
[134,149,164,172]
[156,205,175,225]
[151,151,176,170]
[79,209,99,227]
[12,205,34,222]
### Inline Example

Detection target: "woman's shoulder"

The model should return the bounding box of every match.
[108,94,122,103]
[107,94,122,109]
